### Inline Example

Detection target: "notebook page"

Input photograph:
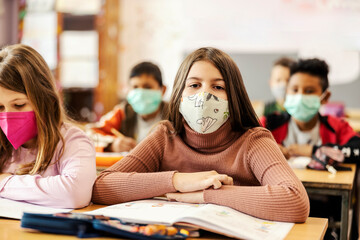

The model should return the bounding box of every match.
[0,197,72,219]
[86,199,205,225]
[179,203,294,240]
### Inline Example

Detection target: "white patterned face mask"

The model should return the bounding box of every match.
[179,92,230,134]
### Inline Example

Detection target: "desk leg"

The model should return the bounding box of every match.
[340,190,350,240]
[305,188,352,240]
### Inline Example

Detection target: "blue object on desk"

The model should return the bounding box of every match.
[21,212,187,240]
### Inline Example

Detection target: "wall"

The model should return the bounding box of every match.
[0,0,18,47]
[118,0,360,107]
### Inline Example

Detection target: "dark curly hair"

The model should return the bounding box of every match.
[290,58,329,92]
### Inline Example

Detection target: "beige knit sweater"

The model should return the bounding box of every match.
[92,121,309,222]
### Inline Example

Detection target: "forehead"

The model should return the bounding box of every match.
[0,86,28,102]
[288,72,322,88]
[271,65,290,76]
[187,61,223,79]
[129,74,160,86]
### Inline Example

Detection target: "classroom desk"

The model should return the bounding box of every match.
[292,164,356,240]
[347,118,360,133]
[0,205,328,240]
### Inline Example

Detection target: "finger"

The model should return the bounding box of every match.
[226,176,234,185]
[165,193,179,201]
[209,177,222,189]
[166,192,204,204]
[216,175,233,185]
[208,170,218,175]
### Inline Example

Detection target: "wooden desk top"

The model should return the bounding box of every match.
[0,217,328,240]
[0,203,328,240]
[293,164,356,190]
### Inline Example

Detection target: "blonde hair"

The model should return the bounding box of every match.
[0,44,65,174]
[168,47,259,134]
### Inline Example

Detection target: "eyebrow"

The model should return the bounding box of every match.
[10,98,28,102]
[186,77,224,81]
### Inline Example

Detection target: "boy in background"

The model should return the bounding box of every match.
[261,58,360,239]
[263,57,295,116]
[261,58,360,162]
[87,62,167,152]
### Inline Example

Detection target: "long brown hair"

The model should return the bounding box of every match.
[168,47,259,134]
[0,44,65,174]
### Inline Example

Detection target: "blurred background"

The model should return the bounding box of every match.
[1,0,359,122]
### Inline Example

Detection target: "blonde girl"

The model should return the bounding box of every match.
[0,44,96,208]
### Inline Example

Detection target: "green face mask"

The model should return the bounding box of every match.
[284,94,321,122]
[127,88,162,115]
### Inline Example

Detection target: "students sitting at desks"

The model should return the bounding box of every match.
[260,58,360,163]
[261,58,360,239]
[263,57,295,117]
[87,62,167,152]
[0,44,96,208]
[92,47,309,223]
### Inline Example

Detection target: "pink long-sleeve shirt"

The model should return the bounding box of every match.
[92,121,310,222]
[0,123,96,209]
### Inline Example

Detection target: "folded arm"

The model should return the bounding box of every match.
[92,125,177,205]
[0,128,97,209]
[205,131,309,223]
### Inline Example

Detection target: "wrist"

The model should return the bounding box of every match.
[172,172,180,191]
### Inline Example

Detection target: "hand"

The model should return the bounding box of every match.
[0,173,12,181]
[166,191,205,204]
[172,171,233,193]
[288,144,312,157]
[111,136,137,152]
[278,144,290,159]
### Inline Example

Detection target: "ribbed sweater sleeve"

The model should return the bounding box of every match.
[92,125,177,205]
[204,130,309,222]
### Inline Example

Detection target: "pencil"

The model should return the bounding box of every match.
[111,128,125,139]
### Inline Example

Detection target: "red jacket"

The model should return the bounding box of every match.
[260,113,360,163]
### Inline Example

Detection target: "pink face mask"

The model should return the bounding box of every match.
[0,111,38,149]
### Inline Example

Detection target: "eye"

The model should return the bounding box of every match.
[14,104,26,108]
[214,85,225,90]
[143,84,152,89]
[304,89,315,94]
[189,83,200,88]
[0,106,4,112]
[290,87,298,93]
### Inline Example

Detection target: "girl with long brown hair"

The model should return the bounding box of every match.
[92,47,309,222]
[0,44,96,208]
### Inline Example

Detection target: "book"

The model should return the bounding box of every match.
[0,197,71,219]
[86,199,294,240]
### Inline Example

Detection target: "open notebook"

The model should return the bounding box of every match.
[0,197,71,219]
[86,199,294,240]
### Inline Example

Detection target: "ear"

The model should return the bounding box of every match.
[320,91,331,105]
[161,85,167,96]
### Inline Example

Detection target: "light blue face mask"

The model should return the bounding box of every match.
[126,88,162,115]
[284,94,321,122]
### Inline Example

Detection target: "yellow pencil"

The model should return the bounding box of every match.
[111,128,125,139]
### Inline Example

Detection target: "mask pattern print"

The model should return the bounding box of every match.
[179,92,230,134]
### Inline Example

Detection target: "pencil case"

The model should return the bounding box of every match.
[92,219,188,240]
[21,212,188,239]
[21,212,102,238]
